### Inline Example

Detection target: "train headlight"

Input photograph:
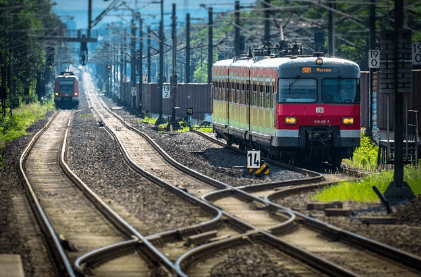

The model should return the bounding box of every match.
[316,58,323,65]
[342,117,354,125]
[55,93,58,96]
[75,93,78,96]
[285,117,297,124]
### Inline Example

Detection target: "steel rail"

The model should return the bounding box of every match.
[176,230,360,277]
[60,126,171,275]
[94,95,361,276]
[18,111,77,277]
[86,91,229,276]
[91,93,421,275]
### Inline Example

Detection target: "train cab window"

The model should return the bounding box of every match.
[279,78,317,103]
[322,79,359,104]
[58,79,75,94]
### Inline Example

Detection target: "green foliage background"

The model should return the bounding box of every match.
[0,0,65,111]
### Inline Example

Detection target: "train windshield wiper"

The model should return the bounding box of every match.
[288,75,301,96]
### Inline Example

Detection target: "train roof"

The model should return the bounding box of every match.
[57,73,79,80]
[213,56,360,71]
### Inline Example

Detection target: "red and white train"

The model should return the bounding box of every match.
[54,71,80,107]
[211,49,360,167]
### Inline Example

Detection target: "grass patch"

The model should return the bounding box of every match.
[141,116,157,125]
[0,100,54,169]
[311,165,421,202]
[0,102,53,142]
[194,126,213,133]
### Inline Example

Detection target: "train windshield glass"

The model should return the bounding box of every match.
[59,79,75,94]
[322,79,359,103]
[278,78,317,103]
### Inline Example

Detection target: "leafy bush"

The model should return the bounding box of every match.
[344,131,378,171]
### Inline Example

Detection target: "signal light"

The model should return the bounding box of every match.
[285,117,297,124]
[342,117,354,125]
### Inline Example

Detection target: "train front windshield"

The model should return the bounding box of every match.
[322,79,360,103]
[59,79,75,94]
[278,78,317,103]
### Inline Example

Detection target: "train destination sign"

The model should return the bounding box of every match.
[301,67,338,73]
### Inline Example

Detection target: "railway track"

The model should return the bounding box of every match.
[19,109,177,276]
[81,71,421,276]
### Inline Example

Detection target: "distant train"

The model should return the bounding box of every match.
[211,46,360,167]
[54,71,80,107]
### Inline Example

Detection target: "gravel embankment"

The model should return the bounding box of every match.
[66,92,211,235]
[101,96,307,187]
[0,110,55,276]
[277,191,421,257]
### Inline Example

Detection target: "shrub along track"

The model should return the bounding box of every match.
[83,72,421,276]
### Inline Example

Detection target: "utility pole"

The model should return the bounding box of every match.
[208,7,213,84]
[114,41,118,100]
[367,0,376,137]
[393,0,405,190]
[1,18,6,117]
[131,18,136,109]
[156,0,165,125]
[235,1,240,56]
[138,13,143,113]
[88,0,92,38]
[170,3,179,129]
[328,0,335,56]
[186,13,191,83]
[124,29,127,81]
[264,0,270,45]
[120,37,124,104]
[147,27,151,83]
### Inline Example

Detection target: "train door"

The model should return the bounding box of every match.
[246,72,251,132]
[226,68,230,128]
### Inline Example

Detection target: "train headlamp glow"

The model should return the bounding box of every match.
[75,93,78,96]
[285,117,297,124]
[316,58,323,65]
[342,117,354,125]
[55,93,58,96]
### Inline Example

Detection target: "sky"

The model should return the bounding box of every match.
[52,0,257,31]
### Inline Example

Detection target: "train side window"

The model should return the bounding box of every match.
[259,84,264,107]
[272,85,276,108]
[236,83,240,104]
[225,82,229,101]
[252,84,257,106]
[266,86,271,108]
[222,83,226,101]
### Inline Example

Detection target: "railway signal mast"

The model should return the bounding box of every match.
[381,0,415,202]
